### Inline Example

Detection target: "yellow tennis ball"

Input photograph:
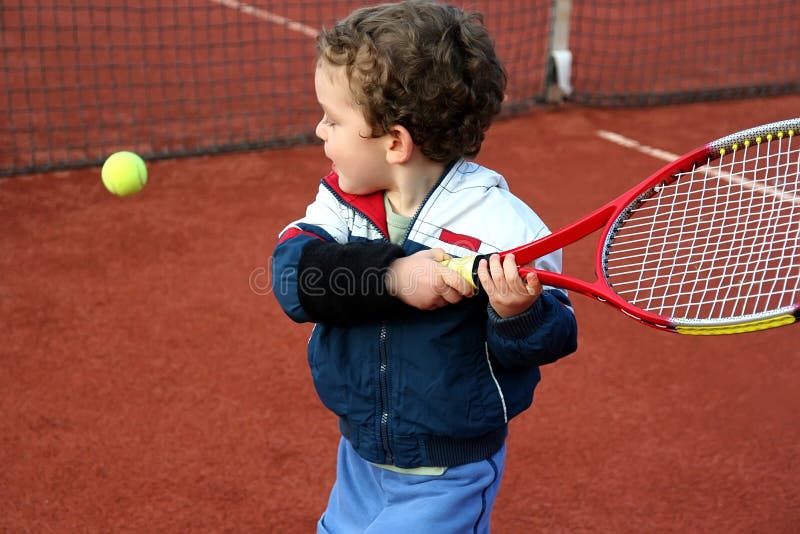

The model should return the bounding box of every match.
[101,151,148,196]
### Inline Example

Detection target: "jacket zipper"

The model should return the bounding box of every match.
[375,165,456,464]
[397,160,457,245]
[323,164,457,465]
[379,323,392,464]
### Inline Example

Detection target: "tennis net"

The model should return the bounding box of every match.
[2,0,798,175]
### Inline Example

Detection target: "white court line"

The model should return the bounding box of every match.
[209,0,320,38]
[596,129,799,206]
[596,130,678,162]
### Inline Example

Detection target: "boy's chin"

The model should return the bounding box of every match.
[338,177,377,196]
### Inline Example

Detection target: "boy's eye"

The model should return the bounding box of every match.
[321,115,336,127]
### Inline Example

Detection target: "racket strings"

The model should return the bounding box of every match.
[605,134,800,323]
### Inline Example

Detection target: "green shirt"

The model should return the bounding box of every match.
[384,193,412,245]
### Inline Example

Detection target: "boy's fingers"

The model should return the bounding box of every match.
[503,253,521,284]
[501,253,529,294]
[476,258,493,292]
[525,272,542,297]
[441,286,463,304]
[488,254,505,280]
[440,264,475,296]
[429,248,451,262]
[429,271,463,306]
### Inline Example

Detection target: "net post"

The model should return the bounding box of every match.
[546,0,573,103]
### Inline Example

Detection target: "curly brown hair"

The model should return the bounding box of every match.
[316,0,507,163]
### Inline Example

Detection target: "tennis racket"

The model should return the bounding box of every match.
[444,118,800,335]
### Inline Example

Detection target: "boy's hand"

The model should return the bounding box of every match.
[477,253,542,318]
[386,249,475,310]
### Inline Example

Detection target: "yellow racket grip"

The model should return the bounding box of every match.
[441,256,480,290]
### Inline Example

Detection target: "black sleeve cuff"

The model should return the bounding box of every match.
[297,240,407,325]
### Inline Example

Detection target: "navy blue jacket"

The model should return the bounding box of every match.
[272,161,577,468]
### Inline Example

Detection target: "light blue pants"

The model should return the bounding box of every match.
[318,437,506,534]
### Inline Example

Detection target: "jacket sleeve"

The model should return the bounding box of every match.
[271,184,408,325]
[485,289,578,367]
[484,232,577,366]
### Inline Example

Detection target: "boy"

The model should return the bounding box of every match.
[271,1,578,531]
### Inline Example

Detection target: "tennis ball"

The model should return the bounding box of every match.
[101,151,148,196]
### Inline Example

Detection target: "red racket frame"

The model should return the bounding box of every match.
[509,146,712,330]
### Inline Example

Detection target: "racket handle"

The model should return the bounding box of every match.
[441,255,487,290]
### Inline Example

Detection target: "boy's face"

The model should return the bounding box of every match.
[314,62,390,195]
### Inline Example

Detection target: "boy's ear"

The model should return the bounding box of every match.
[385,124,414,164]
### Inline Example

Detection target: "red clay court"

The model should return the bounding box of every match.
[2,1,799,532]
